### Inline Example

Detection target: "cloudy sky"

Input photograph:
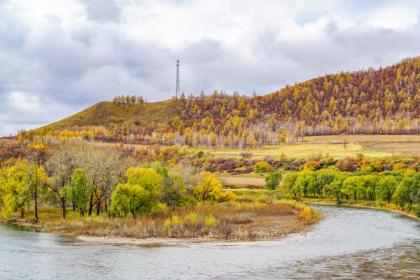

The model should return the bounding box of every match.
[0,0,419,135]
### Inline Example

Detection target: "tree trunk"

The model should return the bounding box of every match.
[96,200,101,216]
[61,197,66,219]
[88,192,94,216]
[34,169,39,222]
[21,207,24,219]
[105,202,110,218]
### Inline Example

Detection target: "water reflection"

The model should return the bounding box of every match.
[0,206,418,279]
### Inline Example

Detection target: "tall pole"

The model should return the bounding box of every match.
[176,59,180,99]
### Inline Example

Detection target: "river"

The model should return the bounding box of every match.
[0,205,419,279]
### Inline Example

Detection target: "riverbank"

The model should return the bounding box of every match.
[77,235,285,247]
[2,205,419,279]
[0,201,321,245]
[300,198,420,221]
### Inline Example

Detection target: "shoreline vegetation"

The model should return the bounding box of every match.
[0,198,321,245]
[301,199,420,221]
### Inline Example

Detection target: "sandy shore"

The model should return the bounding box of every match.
[77,235,282,247]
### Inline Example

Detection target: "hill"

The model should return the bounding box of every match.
[35,100,181,137]
[26,57,419,147]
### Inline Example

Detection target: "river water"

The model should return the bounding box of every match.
[0,205,419,279]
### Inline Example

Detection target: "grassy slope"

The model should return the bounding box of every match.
[28,57,419,139]
[33,100,181,134]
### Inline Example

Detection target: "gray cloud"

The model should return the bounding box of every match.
[83,0,121,22]
[0,0,419,135]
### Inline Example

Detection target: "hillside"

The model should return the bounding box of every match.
[34,100,182,137]
[27,57,419,147]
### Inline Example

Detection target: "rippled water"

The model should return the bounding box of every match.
[0,206,419,279]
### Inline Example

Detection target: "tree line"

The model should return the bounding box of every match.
[112,95,145,104]
[281,168,420,217]
[0,141,234,221]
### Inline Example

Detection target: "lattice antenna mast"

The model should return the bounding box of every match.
[175,59,180,99]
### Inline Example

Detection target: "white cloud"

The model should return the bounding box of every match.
[0,0,419,135]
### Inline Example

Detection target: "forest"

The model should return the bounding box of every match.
[22,57,419,148]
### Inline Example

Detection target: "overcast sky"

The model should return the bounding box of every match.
[0,0,419,135]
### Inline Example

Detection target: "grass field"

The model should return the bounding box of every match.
[220,176,265,188]
[201,135,420,159]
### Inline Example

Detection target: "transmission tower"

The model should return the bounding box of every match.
[175,59,180,99]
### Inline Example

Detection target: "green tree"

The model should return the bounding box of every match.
[361,175,377,201]
[376,176,398,203]
[393,177,412,209]
[65,169,93,217]
[281,172,299,197]
[162,173,190,207]
[315,169,336,197]
[265,171,282,190]
[324,172,347,203]
[293,171,316,197]
[0,161,47,219]
[110,168,163,217]
[342,176,360,201]
[393,174,419,210]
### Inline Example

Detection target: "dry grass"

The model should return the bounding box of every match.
[220,176,265,189]
[203,143,391,159]
[4,199,319,241]
[200,134,420,159]
[365,142,419,155]
[304,134,420,144]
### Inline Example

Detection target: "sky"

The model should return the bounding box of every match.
[0,0,419,136]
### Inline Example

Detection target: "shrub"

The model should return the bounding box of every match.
[184,212,198,225]
[193,172,236,202]
[253,161,271,173]
[150,203,168,215]
[393,162,406,171]
[298,206,313,221]
[204,214,217,227]
[337,157,359,172]
[240,152,253,159]
[216,219,233,238]
[304,160,321,171]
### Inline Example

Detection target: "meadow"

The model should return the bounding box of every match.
[200,135,420,160]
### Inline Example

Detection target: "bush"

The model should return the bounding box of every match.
[184,212,198,225]
[253,161,271,173]
[204,214,217,227]
[193,172,236,202]
[298,206,313,221]
[216,219,233,238]
[303,160,321,171]
[337,157,359,172]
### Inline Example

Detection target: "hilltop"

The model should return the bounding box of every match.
[26,57,419,147]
